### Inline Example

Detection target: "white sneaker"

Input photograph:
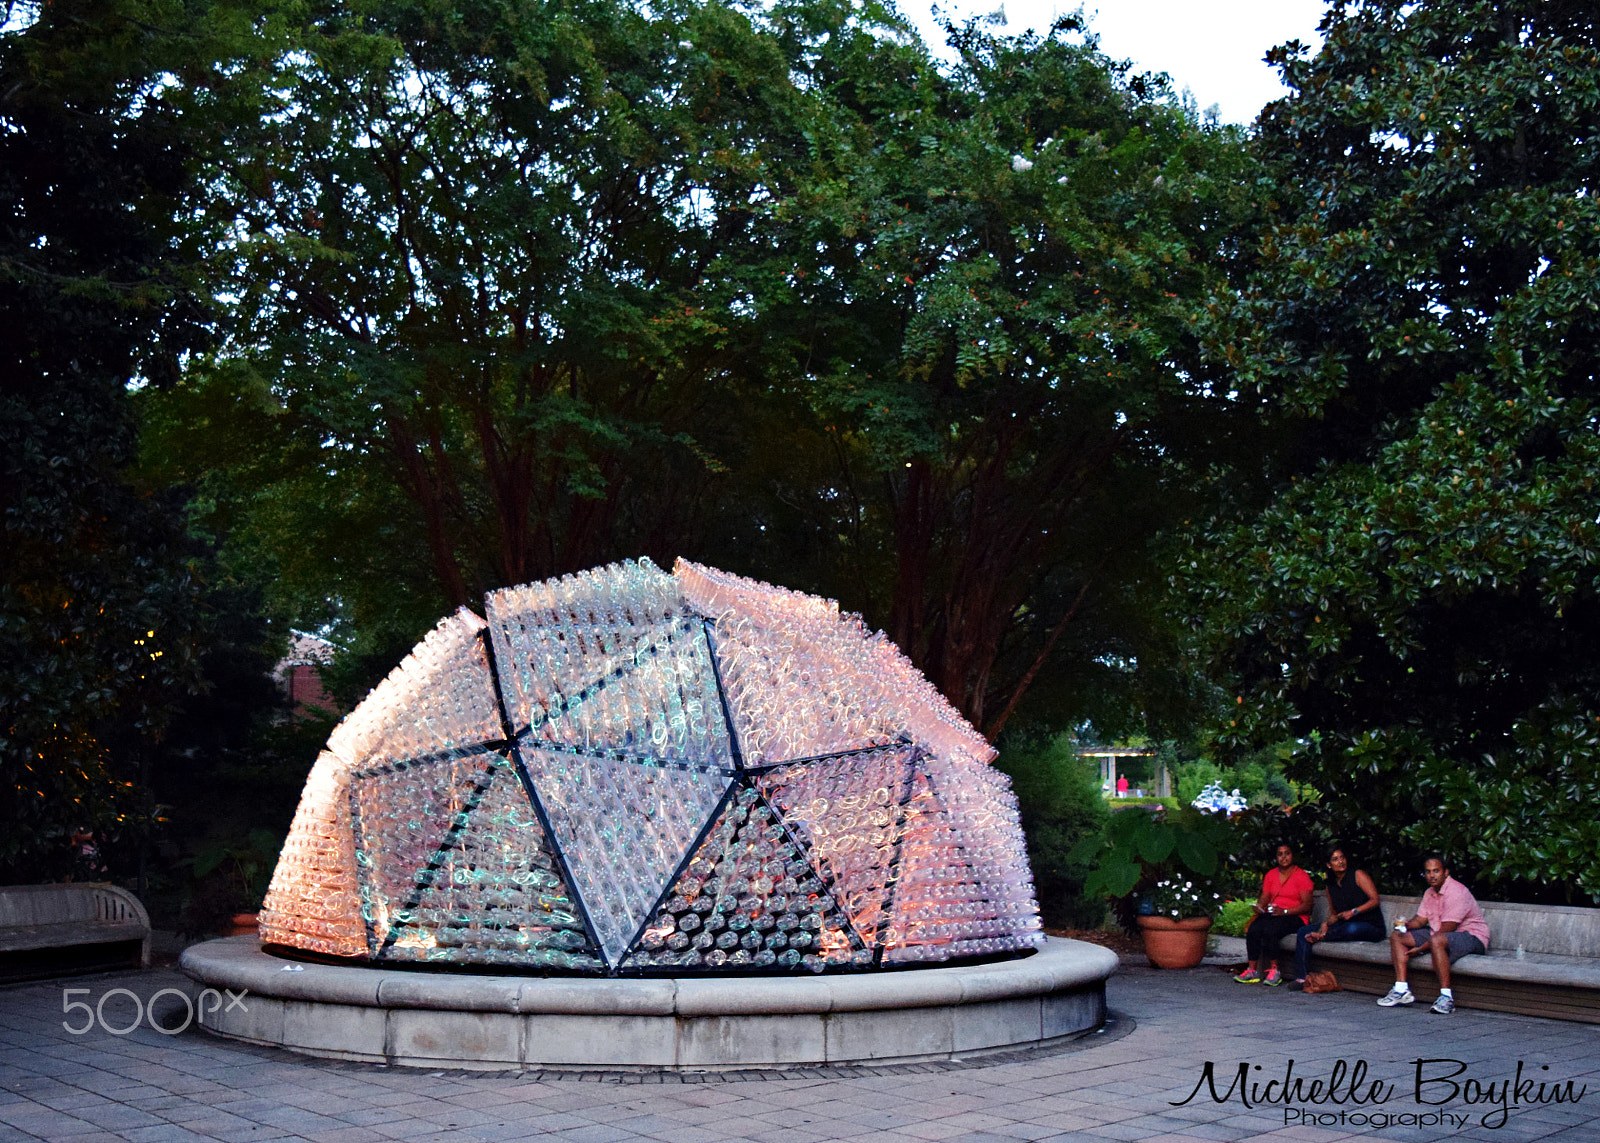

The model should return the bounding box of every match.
[1431,994,1456,1015]
[1378,987,1415,1007]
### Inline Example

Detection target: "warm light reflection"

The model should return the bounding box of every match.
[260,558,1042,973]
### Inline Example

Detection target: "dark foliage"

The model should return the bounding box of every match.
[0,0,212,879]
[993,733,1109,928]
[1184,0,1600,902]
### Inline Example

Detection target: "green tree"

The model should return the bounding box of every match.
[760,14,1265,737]
[140,3,1266,736]
[1183,0,1600,900]
[993,732,1108,927]
[0,0,218,879]
[143,0,858,654]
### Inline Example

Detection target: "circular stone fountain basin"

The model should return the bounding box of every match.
[181,936,1117,1070]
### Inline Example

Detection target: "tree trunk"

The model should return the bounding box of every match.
[388,413,470,608]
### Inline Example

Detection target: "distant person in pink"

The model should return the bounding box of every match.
[1378,855,1491,1015]
[1116,774,1129,797]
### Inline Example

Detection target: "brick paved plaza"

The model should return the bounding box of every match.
[2,961,1596,1143]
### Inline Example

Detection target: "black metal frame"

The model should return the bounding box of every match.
[353,607,944,975]
[349,746,507,959]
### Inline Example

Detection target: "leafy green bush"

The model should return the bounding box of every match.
[1108,796,1180,811]
[1213,898,1257,938]
[994,733,1109,928]
[1174,760,1224,806]
[1068,800,1239,932]
[1071,805,1234,897]
[1173,745,1302,811]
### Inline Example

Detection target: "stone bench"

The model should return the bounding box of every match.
[0,883,150,981]
[1275,894,1600,1022]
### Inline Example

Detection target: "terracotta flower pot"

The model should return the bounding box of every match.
[225,913,260,937]
[1137,915,1212,969]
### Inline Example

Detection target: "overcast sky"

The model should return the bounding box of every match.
[904,0,1330,126]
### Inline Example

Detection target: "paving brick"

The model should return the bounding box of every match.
[1,965,1597,1142]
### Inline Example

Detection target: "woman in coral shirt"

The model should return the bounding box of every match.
[1234,842,1314,986]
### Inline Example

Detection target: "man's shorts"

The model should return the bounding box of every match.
[1410,927,1485,960]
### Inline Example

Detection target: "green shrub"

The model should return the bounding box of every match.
[1107,796,1180,811]
[1213,898,1257,937]
[1174,760,1224,806]
[1174,749,1302,811]
[994,733,1109,928]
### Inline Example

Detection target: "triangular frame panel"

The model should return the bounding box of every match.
[518,741,731,968]
[755,744,920,957]
[374,756,601,970]
[619,784,865,973]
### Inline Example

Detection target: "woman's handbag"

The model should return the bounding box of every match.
[1304,970,1341,993]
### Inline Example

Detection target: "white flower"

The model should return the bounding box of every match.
[1011,155,1034,173]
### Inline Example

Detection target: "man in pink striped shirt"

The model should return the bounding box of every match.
[1378,855,1491,1015]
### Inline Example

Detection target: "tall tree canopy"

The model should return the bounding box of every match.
[1184,0,1600,899]
[145,0,1259,739]
[761,15,1261,736]
[144,0,854,652]
[0,0,212,877]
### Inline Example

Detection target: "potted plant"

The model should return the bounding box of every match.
[1137,876,1223,968]
[1071,803,1235,969]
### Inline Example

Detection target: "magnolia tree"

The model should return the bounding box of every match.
[1182,0,1600,900]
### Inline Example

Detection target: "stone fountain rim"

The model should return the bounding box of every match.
[181,934,1115,1016]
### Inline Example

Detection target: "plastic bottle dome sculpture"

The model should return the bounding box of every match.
[261,558,1043,974]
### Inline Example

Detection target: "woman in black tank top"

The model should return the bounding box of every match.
[1290,846,1384,988]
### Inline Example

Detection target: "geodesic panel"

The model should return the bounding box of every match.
[519,743,730,965]
[345,749,602,969]
[678,559,994,768]
[262,557,1043,973]
[348,748,502,954]
[260,609,506,956]
[621,785,863,972]
[757,744,919,948]
[883,757,1040,963]
[384,759,599,969]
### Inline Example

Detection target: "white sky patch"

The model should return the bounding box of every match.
[907,0,1328,126]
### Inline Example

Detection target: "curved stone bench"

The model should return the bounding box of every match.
[0,883,150,982]
[181,936,1117,1070]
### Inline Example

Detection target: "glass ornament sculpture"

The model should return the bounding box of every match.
[261,558,1044,974]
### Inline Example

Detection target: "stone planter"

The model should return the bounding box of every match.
[1137,915,1212,969]
[182,935,1120,1069]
